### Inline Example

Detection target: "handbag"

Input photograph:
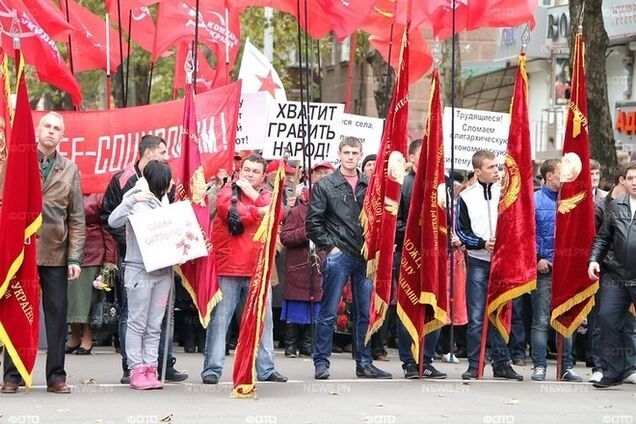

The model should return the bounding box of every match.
[89,273,120,332]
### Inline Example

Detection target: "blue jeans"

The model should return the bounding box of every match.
[466,256,511,369]
[530,271,573,369]
[508,297,526,360]
[598,277,636,380]
[201,276,276,380]
[313,251,373,369]
[397,320,440,367]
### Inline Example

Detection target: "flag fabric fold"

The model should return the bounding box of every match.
[360,27,409,344]
[487,54,537,342]
[551,32,598,337]
[0,52,42,387]
[27,0,75,41]
[172,82,220,327]
[397,67,449,361]
[315,0,374,42]
[232,161,286,398]
[173,42,218,93]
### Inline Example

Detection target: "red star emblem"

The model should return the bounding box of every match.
[256,70,282,99]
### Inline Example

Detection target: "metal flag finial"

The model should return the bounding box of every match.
[432,38,441,67]
[185,47,195,85]
[10,13,20,49]
[578,1,586,33]
[520,24,530,54]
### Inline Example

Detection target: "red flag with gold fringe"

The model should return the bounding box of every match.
[0,49,12,177]
[551,32,598,337]
[360,27,409,344]
[397,67,448,361]
[0,52,42,387]
[487,54,537,342]
[232,161,286,398]
[172,80,220,328]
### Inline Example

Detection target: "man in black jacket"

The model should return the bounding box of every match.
[100,135,186,384]
[306,137,391,380]
[588,161,636,388]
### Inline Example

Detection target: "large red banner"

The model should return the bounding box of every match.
[33,82,241,195]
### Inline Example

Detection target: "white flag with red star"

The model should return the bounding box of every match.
[238,39,287,102]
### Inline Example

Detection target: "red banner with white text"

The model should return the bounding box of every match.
[33,82,241,195]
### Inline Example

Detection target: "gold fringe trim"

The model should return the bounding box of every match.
[0,321,33,387]
[0,213,42,300]
[487,279,537,343]
[231,384,256,398]
[174,266,222,329]
[550,281,599,337]
[396,303,421,363]
[419,292,448,335]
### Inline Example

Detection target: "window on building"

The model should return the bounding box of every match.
[340,36,351,63]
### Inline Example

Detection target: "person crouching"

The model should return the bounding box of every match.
[108,160,173,390]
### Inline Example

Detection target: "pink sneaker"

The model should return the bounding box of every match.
[144,364,163,389]
[129,365,153,390]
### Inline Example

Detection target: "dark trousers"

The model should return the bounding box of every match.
[598,277,636,380]
[4,266,68,386]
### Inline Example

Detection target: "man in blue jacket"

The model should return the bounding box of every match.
[531,159,582,382]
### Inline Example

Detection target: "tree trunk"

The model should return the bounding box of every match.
[569,0,617,182]
[366,50,395,119]
[440,35,463,108]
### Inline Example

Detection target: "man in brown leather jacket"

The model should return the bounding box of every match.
[2,112,85,394]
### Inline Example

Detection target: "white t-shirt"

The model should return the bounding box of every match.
[631,196,636,221]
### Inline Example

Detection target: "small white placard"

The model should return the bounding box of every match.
[128,201,208,272]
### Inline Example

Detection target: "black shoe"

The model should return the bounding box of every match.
[422,365,447,379]
[165,367,188,382]
[493,364,523,381]
[402,362,419,379]
[299,349,312,358]
[264,371,288,382]
[593,376,623,389]
[202,374,219,384]
[65,344,80,354]
[75,345,93,355]
[315,364,330,380]
[284,347,298,358]
[356,364,392,379]
[120,371,130,385]
[462,368,478,380]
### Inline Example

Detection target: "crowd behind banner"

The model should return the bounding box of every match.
[1,112,635,394]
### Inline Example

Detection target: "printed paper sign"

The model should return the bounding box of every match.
[235,92,272,151]
[129,201,208,272]
[330,113,384,165]
[443,107,510,171]
[262,101,344,162]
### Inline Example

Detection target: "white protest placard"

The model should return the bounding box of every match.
[329,113,384,164]
[128,201,208,272]
[262,101,344,162]
[235,92,272,151]
[443,107,510,171]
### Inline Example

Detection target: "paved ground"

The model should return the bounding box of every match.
[0,347,634,424]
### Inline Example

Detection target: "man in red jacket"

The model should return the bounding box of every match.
[201,154,287,384]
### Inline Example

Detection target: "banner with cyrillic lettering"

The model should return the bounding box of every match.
[443,107,510,171]
[33,82,242,194]
[329,113,384,164]
[262,101,344,162]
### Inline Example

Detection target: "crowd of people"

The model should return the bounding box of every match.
[1,112,635,393]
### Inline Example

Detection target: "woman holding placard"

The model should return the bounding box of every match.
[108,160,173,390]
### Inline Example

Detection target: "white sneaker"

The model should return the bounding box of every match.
[442,353,460,364]
[589,370,603,383]
[622,371,636,384]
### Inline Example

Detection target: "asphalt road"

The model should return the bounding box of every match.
[0,347,634,424]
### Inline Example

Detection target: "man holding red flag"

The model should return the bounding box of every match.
[2,108,85,394]
[0,53,42,392]
[306,137,392,380]
[201,154,287,385]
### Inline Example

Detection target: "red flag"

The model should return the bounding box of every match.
[62,0,127,72]
[0,0,82,105]
[232,161,286,398]
[105,0,158,14]
[397,67,449,360]
[121,6,157,54]
[551,33,598,337]
[174,42,219,93]
[0,52,42,387]
[487,54,537,341]
[172,82,221,327]
[360,27,409,343]
[394,0,537,39]
[152,0,240,68]
[0,50,11,177]
[26,0,74,41]
[316,0,374,42]
[360,1,432,85]
[232,0,333,39]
